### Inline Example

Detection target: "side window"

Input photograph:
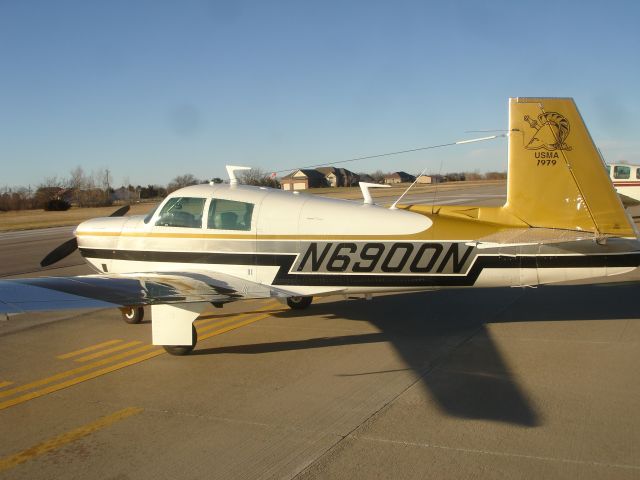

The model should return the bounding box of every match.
[155,197,205,228]
[636,168,640,180]
[613,166,631,180]
[207,199,254,231]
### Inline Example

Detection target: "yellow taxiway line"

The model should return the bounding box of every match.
[0,301,281,411]
[75,340,143,362]
[0,381,13,389]
[0,351,164,411]
[200,308,282,340]
[0,407,142,473]
[56,339,123,359]
[0,345,158,401]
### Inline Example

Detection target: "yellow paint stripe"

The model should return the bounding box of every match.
[57,339,123,359]
[196,302,281,330]
[76,231,434,240]
[0,381,13,389]
[76,231,255,239]
[196,315,259,334]
[199,304,281,340]
[195,309,258,326]
[0,407,142,472]
[75,341,143,362]
[0,351,163,411]
[0,345,156,400]
[198,302,281,333]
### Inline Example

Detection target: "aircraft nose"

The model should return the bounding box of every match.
[75,216,128,249]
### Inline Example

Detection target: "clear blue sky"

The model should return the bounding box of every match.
[1,0,639,188]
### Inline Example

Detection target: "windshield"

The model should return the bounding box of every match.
[155,197,205,228]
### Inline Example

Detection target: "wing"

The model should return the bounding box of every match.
[0,271,297,314]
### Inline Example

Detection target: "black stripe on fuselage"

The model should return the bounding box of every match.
[78,248,640,288]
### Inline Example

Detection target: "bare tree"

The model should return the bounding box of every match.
[68,166,86,206]
[464,170,483,181]
[90,168,112,206]
[239,168,279,188]
[33,176,66,209]
[41,176,63,188]
[0,187,32,211]
[68,166,86,190]
[167,174,199,193]
[369,170,386,183]
[485,171,507,180]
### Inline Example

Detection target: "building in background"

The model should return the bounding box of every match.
[416,174,443,184]
[315,167,360,187]
[383,171,415,184]
[280,167,360,190]
[280,169,327,190]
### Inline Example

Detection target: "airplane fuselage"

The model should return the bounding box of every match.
[74,183,640,297]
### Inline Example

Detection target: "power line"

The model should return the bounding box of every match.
[273,134,507,175]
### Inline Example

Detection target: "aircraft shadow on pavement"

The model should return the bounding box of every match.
[195,283,639,428]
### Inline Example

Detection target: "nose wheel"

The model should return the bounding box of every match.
[120,306,144,324]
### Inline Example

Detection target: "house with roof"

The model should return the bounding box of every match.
[280,167,361,190]
[315,167,360,187]
[416,174,443,184]
[383,171,416,184]
[280,169,328,191]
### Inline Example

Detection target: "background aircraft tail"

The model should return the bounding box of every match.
[504,97,636,237]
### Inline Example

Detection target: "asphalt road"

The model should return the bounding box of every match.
[0,183,639,479]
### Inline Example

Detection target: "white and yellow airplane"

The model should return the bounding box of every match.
[1,97,639,355]
[607,162,640,204]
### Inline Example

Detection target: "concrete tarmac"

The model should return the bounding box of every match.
[0,183,639,479]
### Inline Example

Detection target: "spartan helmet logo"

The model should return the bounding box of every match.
[523,112,572,151]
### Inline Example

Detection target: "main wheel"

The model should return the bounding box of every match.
[163,325,198,356]
[120,306,144,324]
[286,296,313,310]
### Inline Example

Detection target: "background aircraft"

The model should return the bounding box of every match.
[1,97,638,355]
[607,162,640,205]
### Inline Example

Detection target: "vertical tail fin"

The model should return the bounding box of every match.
[504,97,636,237]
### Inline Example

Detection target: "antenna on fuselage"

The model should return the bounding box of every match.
[226,165,252,187]
[359,182,390,205]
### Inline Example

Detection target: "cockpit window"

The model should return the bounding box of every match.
[613,166,631,179]
[155,197,205,228]
[207,199,254,231]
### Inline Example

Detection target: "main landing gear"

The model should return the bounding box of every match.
[162,325,198,356]
[150,303,206,357]
[286,296,313,310]
[120,306,144,324]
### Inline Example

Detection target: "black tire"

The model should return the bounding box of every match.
[163,325,198,356]
[286,296,313,310]
[120,306,144,324]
